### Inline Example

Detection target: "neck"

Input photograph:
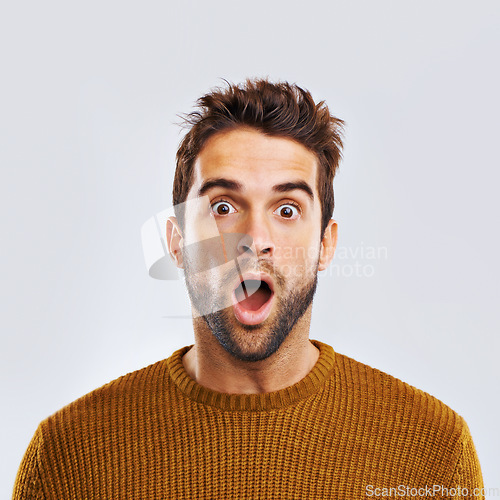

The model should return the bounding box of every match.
[181,306,320,394]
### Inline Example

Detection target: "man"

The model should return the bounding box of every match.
[14,79,483,499]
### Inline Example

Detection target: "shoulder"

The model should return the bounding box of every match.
[39,356,171,439]
[335,350,460,414]
[330,350,483,485]
[16,353,186,494]
[332,350,470,454]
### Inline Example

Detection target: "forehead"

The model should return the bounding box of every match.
[188,128,319,198]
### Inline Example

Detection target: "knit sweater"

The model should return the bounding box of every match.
[13,339,483,499]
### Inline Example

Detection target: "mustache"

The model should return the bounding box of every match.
[219,258,281,289]
[184,256,283,318]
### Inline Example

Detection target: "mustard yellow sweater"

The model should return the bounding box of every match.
[14,340,483,499]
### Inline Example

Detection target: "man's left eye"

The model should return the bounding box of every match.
[274,204,300,219]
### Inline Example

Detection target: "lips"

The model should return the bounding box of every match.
[231,273,275,325]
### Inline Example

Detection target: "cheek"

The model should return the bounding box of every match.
[274,218,322,255]
[274,238,321,273]
[182,199,220,245]
[183,220,218,248]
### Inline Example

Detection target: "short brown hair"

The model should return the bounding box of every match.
[173,78,344,238]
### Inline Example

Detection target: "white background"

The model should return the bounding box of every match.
[1,0,498,494]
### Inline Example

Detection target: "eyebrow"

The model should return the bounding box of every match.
[273,181,314,201]
[197,178,314,202]
[198,178,243,197]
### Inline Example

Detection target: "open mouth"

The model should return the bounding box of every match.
[234,279,273,311]
[231,274,275,325]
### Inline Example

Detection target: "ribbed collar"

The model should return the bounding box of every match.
[166,339,335,411]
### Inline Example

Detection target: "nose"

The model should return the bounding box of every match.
[236,212,274,258]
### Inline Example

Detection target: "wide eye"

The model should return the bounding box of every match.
[211,200,236,216]
[274,203,300,219]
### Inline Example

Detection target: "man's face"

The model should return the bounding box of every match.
[179,127,336,362]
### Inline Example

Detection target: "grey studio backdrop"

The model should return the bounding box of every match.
[1,0,498,494]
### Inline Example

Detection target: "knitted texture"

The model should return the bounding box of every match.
[13,340,483,499]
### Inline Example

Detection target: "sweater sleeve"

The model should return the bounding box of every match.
[12,426,45,500]
[451,422,484,500]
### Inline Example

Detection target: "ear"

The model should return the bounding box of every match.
[166,216,184,269]
[318,219,338,271]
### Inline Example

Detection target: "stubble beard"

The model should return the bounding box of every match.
[183,256,320,362]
